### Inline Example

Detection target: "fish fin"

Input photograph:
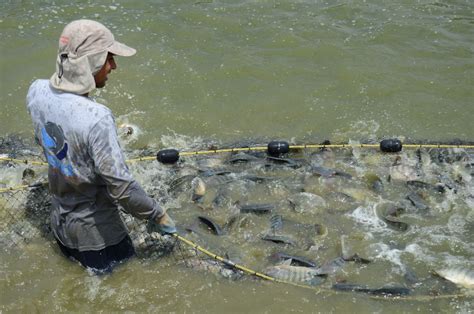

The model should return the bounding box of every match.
[280,259,292,266]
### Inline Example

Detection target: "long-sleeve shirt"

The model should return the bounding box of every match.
[26,79,163,251]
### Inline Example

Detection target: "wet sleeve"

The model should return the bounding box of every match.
[88,114,164,220]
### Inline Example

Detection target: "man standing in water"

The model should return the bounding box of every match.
[26,20,176,274]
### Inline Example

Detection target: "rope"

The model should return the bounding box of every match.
[0,182,48,193]
[171,233,471,301]
[0,157,48,166]
[2,142,473,166]
[172,233,323,291]
[1,142,473,193]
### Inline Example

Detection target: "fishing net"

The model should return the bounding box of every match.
[1,140,474,298]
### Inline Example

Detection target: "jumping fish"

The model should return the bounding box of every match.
[168,174,195,193]
[191,177,206,202]
[375,204,409,231]
[197,216,224,236]
[434,267,474,289]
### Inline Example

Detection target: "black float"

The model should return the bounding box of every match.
[267,141,290,157]
[157,149,180,164]
[380,139,402,153]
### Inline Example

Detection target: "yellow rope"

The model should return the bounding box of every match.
[2,143,473,167]
[0,182,48,193]
[0,157,48,166]
[172,233,325,291]
[0,184,31,193]
[1,142,472,192]
[172,233,470,300]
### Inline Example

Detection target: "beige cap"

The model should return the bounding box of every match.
[50,19,136,95]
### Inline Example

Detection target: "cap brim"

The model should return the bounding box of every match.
[108,41,136,57]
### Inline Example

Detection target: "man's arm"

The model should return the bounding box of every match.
[88,114,164,220]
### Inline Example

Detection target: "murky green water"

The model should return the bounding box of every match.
[1,0,473,312]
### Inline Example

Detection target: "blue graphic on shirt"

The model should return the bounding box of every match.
[40,122,74,177]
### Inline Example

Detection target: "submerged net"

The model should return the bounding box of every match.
[1,138,474,298]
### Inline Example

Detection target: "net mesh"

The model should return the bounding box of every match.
[1,141,474,289]
[0,184,247,282]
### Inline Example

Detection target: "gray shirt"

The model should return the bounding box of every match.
[26,79,163,251]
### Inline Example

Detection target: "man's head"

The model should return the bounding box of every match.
[94,53,117,89]
[50,19,136,95]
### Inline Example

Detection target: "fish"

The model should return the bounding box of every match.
[434,267,474,289]
[340,235,371,263]
[198,169,231,177]
[309,145,336,168]
[261,234,296,246]
[168,174,196,193]
[21,168,36,185]
[241,175,275,183]
[365,173,383,193]
[316,257,346,275]
[264,259,325,285]
[407,180,445,193]
[240,203,274,214]
[211,189,230,208]
[269,214,283,233]
[227,152,261,164]
[310,166,339,178]
[430,148,467,164]
[389,162,420,182]
[375,204,409,231]
[183,258,244,280]
[191,177,206,202]
[406,192,429,211]
[266,156,304,168]
[332,283,411,296]
[197,216,225,236]
[223,214,251,232]
[268,252,318,268]
[288,192,327,213]
[117,123,142,144]
[382,215,409,232]
[327,191,356,203]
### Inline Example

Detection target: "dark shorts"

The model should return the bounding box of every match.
[56,235,136,275]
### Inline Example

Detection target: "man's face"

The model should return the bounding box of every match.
[94,53,116,88]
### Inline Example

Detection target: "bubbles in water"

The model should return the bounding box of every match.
[346,205,388,233]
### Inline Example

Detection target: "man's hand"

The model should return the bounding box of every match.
[148,211,177,235]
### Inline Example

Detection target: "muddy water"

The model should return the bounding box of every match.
[2,141,473,312]
[1,0,473,312]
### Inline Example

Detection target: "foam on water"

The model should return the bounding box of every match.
[346,204,390,234]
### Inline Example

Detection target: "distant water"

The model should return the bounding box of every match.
[1,0,473,146]
[1,1,473,312]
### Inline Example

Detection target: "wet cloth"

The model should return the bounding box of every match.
[56,235,135,274]
[27,79,164,251]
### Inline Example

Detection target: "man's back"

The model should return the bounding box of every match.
[27,79,129,251]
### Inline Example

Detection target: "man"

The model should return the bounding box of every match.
[26,19,176,274]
